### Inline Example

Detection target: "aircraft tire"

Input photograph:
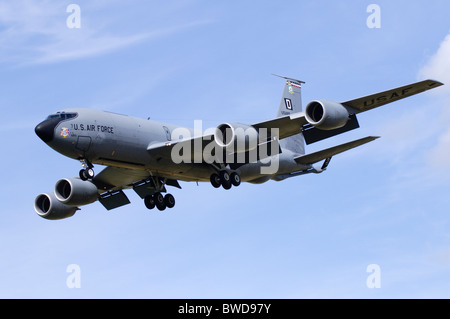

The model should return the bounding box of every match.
[230,172,241,187]
[155,192,166,211]
[210,174,221,188]
[164,194,175,208]
[144,195,155,210]
[79,169,89,181]
[220,171,232,190]
[156,202,166,211]
[79,168,94,181]
[86,168,95,179]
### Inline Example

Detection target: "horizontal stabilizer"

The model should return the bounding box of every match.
[272,74,305,85]
[294,136,379,165]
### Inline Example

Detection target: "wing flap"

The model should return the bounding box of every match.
[302,114,360,145]
[99,190,131,211]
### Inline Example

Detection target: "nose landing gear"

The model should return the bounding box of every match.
[79,159,95,181]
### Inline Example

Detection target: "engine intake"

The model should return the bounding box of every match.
[214,122,259,153]
[305,100,350,130]
[54,177,99,207]
[34,193,78,220]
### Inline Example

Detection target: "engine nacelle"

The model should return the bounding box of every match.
[34,193,78,220]
[54,177,99,207]
[214,122,259,153]
[305,100,350,130]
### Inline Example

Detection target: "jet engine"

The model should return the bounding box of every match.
[214,122,259,153]
[305,100,350,130]
[54,177,99,207]
[34,193,78,220]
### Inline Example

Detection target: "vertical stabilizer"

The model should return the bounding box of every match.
[273,74,306,155]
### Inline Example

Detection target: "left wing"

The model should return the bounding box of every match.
[93,166,181,210]
[94,166,152,191]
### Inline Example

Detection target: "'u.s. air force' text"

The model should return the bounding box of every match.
[178,303,271,316]
[70,123,114,134]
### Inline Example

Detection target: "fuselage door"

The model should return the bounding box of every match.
[76,136,92,153]
[163,126,171,141]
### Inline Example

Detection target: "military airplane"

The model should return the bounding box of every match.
[34,76,443,220]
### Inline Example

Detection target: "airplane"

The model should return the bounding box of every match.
[34,75,443,220]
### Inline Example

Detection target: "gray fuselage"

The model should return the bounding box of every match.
[35,108,308,184]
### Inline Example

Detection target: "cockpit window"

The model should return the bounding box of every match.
[46,112,78,120]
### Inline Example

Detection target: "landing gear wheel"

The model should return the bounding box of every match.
[144,195,156,210]
[230,172,241,187]
[155,192,166,211]
[86,168,95,179]
[210,174,221,188]
[164,194,175,208]
[78,158,94,180]
[220,171,232,190]
[79,169,87,181]
[79,168,94,181]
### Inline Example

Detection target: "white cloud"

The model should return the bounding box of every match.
[0,0,210,65]
[357,32,450,188]
[426,125,450,169]
[418,32,450,179]
[418,33,450,92]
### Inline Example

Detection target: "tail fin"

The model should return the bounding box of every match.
[273,74,306,155]
[274,74,304,116]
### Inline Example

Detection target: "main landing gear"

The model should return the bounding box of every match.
[139,176,176,211]
[144,192,175,211]
[210,171,241,190]
[79,159,94,181]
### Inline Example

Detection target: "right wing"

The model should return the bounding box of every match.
[147,79,444,160]
[302,79,443,144]
[255,79,443,143]
[342,79,443,113]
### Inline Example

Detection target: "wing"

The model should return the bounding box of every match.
[147,134,214,162]
[302,79,444,144]
[94,166,152,191]
[252,112,308,140]
[147,79,444,160]
[92,166,181,210]
[342,79,443,113]
[147,130,284,166]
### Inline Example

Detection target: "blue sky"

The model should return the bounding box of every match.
[0,0,449,298]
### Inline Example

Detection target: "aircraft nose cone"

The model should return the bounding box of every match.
[35,119,57,143]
